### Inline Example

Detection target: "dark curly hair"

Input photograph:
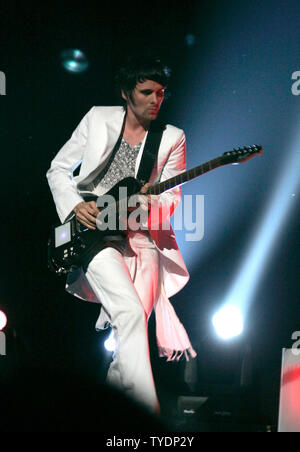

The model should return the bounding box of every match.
[114,55,171,105]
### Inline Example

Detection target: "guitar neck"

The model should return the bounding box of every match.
[94,145,261,210]
[148,156,224,195]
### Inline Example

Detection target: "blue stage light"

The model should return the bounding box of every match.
[60,49,89,73]
[213,120,300,340]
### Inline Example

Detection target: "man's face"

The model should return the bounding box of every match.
[122,79,165,122]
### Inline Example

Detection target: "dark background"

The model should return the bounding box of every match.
[0,0,299,432]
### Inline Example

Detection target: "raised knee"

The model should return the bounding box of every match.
[88,246,121,271]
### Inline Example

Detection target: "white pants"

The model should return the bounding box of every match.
[85,245,160,414]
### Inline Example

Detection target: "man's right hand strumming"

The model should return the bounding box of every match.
[73,201,100,230]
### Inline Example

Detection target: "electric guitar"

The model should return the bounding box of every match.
[47,144,263,274]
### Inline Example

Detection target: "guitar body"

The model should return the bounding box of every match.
[48,177,143,274]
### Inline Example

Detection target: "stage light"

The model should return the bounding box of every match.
[212,304,244,340]
[0,310,7,330]
[228,122,300,311]
[60,49,89,73]
[104,330,116,352]
[185,34,196,47]
[212,120,300,340]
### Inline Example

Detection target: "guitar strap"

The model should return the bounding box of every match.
[136,120,165,185]
[79,118,165,192]
[72,121,165,273]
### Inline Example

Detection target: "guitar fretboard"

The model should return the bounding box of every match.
[148,156,223,195]
[96,145,261,211]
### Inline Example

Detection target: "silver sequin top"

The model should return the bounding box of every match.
[93,138,142,195]
[90,136,154,246]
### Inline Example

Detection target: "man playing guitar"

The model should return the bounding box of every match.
[47,55,197,414]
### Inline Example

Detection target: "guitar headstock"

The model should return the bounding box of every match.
[222,145,263,164]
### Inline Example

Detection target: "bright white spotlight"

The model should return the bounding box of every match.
[0,310,7,331]
[212,304,244,340]
[104,330,116,352]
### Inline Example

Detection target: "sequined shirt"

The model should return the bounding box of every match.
[92,138,142,195]
[90,137,154,246]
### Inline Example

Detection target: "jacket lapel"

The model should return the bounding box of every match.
[134,131,149,178]
[78,107,166,191]
[78,107,126,190]
[105,108,126,158]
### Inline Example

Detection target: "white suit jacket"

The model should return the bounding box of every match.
[46,106,190,303]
